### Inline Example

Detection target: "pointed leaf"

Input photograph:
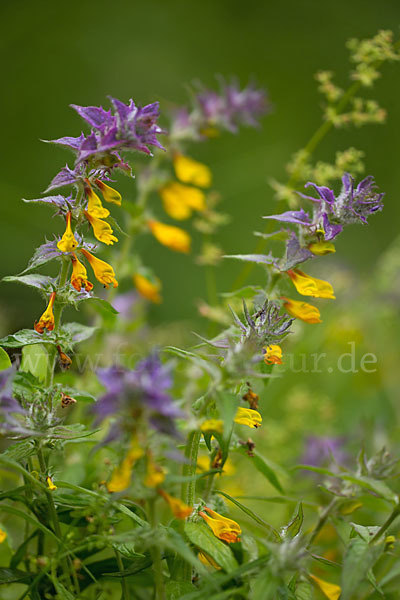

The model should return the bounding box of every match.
[184,521,238,572]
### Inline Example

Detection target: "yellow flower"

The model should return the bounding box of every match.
[309,575,341,600]
[85,180,110,219]
[84,211,118,245]
[46,476,57,491]
[80,249,118,288]
[133,273,162,304]
[281,297,322,324]
[34,292,56,333]
[70,253,93,292]
[234,407,262,429]
[198,551,221,569]
[0,528,7,544]
[173,154,212,187]
[160,182,206,220]
[199,507,241,543]
[201,419,224,434]
[263,344,283,365]
[107,438,144,493]
[148,219,191,253]
[287,269,335,299]
[144,456,166,488]
[95,179,122,206]
[308,240,336,255]
[158,489,192,519]
[57,211,78,253]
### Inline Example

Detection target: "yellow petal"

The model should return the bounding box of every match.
[200,507,241,543]
[160,182,206,220]
[148,220,191,253]
[288,269,335,299]
[263,344,283,365]
[234,407,262,428]
[200,419,224,434]
[308,240,336,255]
[281,297,322,324]
[198,552,221,569]
[133,273,162,303]
[173,154,212,187]
[80,249,118,288]
[310,575,341,600]
[46,476,57,491]
[84,211,118,246]
[0,529,7,544]
[159,490,192,519]
[57,211,78,253]
[95,179,122,206]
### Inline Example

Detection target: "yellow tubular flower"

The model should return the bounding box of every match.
[80,249,118,288]
[309,575,341,600]
[46,476,57,491]
[287,269,335,299]
[95,179,122,205]
[148,220,191,253]
[34,292,56,333]
[199,507,241,543]
[144,456,166,488]
[107,436,144,493]
[263,344,283,365]
[160,182,206,220]
[71,253,93,292]
[84,211,118,245]
[198,552,221,570]
[308,240,336,255]
[234,407,262,429]
[281,296,322,324]
[57,211,78,253]
[133,273,162,303]
[158,489,192,519]
[0,529,7,544]
[201,419,224,434]
[173,153,212,187]
[85,180,110,219]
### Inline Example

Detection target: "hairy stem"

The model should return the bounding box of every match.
[45,257,70,388]
[114,548,130,600]
[370,505,400,544]
[149,499,166,600]
[306,498,338,549]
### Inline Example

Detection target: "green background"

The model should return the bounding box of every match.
[1,0,399,333]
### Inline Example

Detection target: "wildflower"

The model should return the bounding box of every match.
[133,273,162,303]
[234,407,262,428]
[308,240,336,255]
[46,476,57,491]
[309,574,341,600]
[302,436,348,468]
[281,297,322,324]
[144,456,166,488]
[95,179,122,205]
[107,438,144,493]
[0,529,6,543]
[199,507,241,543]
[93,354,183,438]
[70,253,93,292]
[34,292,56,333]
[173,154,212,187]
[160,182,205,220]
[201,419,224,434]
[198,552,221,569]
[263,344,283,365]
[287,269,335,299]
[84,211,118,245]
[85,180,110,219]
[80,249,118,288]
[57,211,78,253]
[158,489,192,519]
[148,219,191,253]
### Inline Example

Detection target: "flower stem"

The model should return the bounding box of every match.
[114,548,130,600]
[45,257,70,388]
[148,499,166,600]
[181,430,201,507]
[370,505,400,544]
[306,498,338,549]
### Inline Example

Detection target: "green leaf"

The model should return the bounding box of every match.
[88,297,119,316]
[2,274,55,291]
[166,580,196,599]
[216,491,280,540]
[295,582,313,600]
[62,322,97,344]
[111,541,145,560]
[220,285,264,299]
[340,537,383,600]
[184,521,238,572]
[216,391,238,444]
[20,344,49,382]
[10,530,39,569]
[0,567,33,585]
[282,502,303,538]
[238,449,283,493]
[0,505,58,542]
[49,578,75,600]
[0,347,11,370]
[0,329,57,348]
[3,440,36,462]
